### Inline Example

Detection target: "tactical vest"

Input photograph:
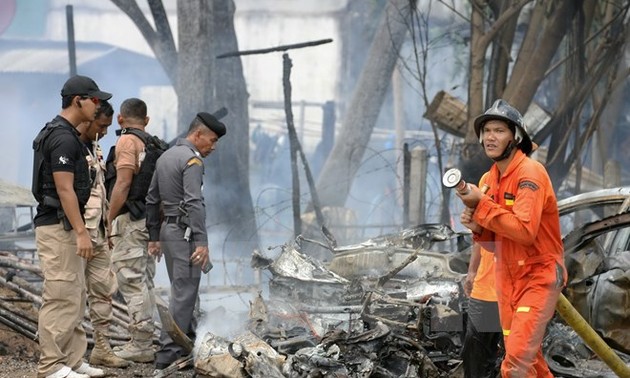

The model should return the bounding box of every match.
[84,142,108,230]
[32,119,92,211]
[104,128,168,220]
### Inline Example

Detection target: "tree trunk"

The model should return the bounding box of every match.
[207,0,260,256]
[467,0,531,142]
[595,28,630,171]
[337,0,388,127]
[486,1,518,103]
[461,0,580,184]
[503,1,578,111]
[316,0,414,208]
[176,0,214,132]
[111,0,177,83]
[113,0,259,255]
[466,0,487,144]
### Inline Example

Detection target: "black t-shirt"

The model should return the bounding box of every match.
[33,116,87,227]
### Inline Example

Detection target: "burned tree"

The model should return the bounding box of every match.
[315,0,416,208]
[461,0,630,190]
[111,0,258,254]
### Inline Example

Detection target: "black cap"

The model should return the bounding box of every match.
[61,75,112,100]
[196,112,226,138]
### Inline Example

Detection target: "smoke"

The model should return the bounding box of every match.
[194,299,250,348]
[3,2,476,347]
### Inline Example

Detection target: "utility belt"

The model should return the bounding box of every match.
[165,208,212,274]
[163,214,192,242]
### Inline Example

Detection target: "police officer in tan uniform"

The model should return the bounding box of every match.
[146,112,226,371]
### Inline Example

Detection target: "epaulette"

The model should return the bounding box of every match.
[187,157,203,167]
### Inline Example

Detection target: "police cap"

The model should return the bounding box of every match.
[196,112,226,138]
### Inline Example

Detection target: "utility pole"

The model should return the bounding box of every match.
[65,5,77,77]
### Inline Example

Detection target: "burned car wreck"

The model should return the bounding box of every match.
[186,188,630,378]
[195,224,468,377]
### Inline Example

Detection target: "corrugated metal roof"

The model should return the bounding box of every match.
[0,179,36,206]
[0,46,114,74]
[0,39,140,74]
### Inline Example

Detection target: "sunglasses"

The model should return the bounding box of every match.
[80,96,100,105]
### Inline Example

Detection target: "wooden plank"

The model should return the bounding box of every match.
[423,91,467,137]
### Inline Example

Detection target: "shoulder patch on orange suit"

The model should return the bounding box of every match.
[519,180,539,191]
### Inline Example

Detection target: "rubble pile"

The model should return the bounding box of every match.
[0,251,159,348]
[194,225,469,377]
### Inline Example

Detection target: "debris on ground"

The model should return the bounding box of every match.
[3,188,630,377]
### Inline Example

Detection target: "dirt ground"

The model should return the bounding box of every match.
[0,325,194,378]
[0,323,38,378]
[0,284,193,378]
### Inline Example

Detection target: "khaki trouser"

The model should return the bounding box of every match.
[36,223,87,378]
[110,213,156,337]
[85,225,117,333]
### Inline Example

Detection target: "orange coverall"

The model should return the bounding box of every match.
[473,150,566,377]
[471,174,497,303]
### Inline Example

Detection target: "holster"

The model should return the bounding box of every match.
[176,213,191,228]
[58,209,73,231]
[126,200,146,221]
[43,196,73,231]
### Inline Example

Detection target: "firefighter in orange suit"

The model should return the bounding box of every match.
[456,99,566,378]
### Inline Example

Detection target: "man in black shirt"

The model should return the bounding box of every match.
[31,75,112,378]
